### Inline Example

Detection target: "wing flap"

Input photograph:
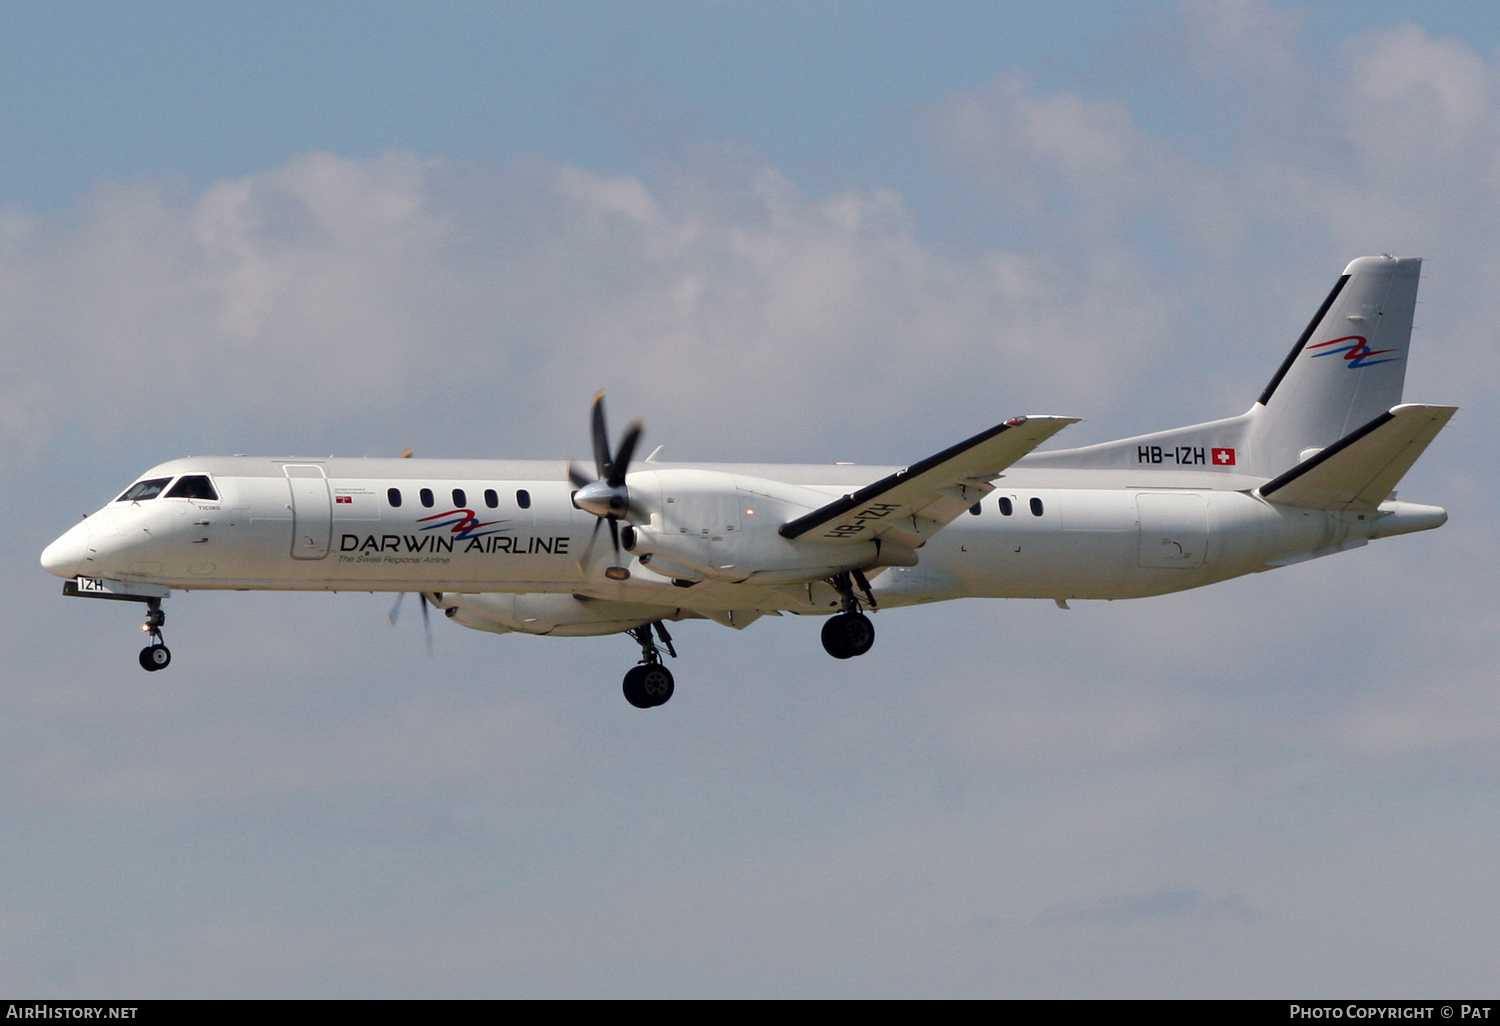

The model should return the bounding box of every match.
[1258,403,1457,511]
[779,415,1078,543]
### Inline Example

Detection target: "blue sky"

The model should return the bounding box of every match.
[0,2,1148,208]
[4,1,1499,996]
[9,2,1498,210]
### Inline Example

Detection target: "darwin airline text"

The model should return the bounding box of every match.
[339,534,571,556]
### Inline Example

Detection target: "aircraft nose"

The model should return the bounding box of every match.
[41,521,90,578]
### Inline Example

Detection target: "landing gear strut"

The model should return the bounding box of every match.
[138,599,171,672]
[622,620,676,708]
[821,570,876,660]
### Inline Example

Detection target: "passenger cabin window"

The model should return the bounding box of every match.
[116,478,172,502]
[516,489,531,509]
[387,488,402,507]
[420,488,434,508]
[969,503,981,516]
[1030,497,1044,517]
[452,488,467,508]
[998,496,1013,516]
[484,489,498,509]
[165,475,218,500]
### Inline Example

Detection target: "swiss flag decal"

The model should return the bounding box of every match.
[1212,448,1236,466]
[335,495,353,503]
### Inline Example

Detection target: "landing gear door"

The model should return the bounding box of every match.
[284,464,332,560]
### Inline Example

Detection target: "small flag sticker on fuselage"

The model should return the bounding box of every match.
[336,495,352,503]
[1212,448,1236,466]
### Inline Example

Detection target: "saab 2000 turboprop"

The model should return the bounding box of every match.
[42,255,1455,708]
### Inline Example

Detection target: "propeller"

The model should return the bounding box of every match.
[387,591,434,657]
[568,391,644,580]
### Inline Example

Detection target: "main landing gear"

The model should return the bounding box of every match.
[138,599,171,672]
[821,570,877,660]
[622,621,677,709]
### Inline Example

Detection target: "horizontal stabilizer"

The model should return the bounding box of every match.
[1258,404,1457,511]
[780,415,1077,544]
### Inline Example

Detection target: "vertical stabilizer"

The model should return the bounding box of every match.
[1017,255,1425,479]
[1247,255,1420,476]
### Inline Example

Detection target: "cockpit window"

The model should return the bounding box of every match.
[166,475,218,500]
[116,477,172,502]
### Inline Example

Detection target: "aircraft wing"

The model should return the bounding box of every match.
[778,415,1078,547]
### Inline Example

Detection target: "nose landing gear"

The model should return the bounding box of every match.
[138,599,171,672]
[622,621,677,708]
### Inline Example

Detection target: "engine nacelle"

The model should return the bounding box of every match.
[624,524,914,584]
[622,468,918,584]
[436,592,681,637]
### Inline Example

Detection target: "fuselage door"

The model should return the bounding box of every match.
[1135,492,1208,568]
[284,464,332,560]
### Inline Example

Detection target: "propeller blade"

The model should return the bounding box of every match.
[578,516,605,572]
[609,419,644,488]
[389,591,434,658]
[570,392,646,562]
[591,391,611,482]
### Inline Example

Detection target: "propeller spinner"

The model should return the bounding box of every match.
[569,392,643,580]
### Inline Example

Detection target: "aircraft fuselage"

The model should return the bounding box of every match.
[42,454,1442,613]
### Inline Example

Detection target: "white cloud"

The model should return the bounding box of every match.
[0,144,1193,471]
[931,12,1500,421]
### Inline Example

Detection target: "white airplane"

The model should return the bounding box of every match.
[42,255,1455,708]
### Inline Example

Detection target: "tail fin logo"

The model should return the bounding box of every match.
[1306,335,1401,369]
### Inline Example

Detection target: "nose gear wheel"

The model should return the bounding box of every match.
[138,599,171,672]
[139,643,171,671]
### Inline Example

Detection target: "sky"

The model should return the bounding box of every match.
[3,0,1499,997]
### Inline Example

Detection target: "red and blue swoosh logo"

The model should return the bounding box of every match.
[1307,335,1401,369]
[417,508,509,540]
